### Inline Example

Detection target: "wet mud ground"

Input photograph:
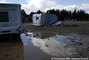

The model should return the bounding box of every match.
[23,21,89,35]
[22,32,89,59]
[0,33,89,60]
[0,35,24,60]
[22,21,89,60]
[0,21,89,60]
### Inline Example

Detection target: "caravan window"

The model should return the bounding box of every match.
[36,16,39,20]
[0,12,9,22]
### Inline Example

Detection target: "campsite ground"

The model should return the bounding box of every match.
[0,21,89,60]
[0,35,24,60]
[22,21,89,58]
[23,21,89,35]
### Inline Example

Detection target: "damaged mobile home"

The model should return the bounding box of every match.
[0,3,22,36]
[32,14,62,26]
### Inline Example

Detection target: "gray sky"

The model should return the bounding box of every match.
[0,0,89,14]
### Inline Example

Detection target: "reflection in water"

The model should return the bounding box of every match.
[21,32,89,60]
[31,34,77,57]
[21,34,52,60]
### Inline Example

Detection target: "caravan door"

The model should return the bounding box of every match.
[33,14,41,26]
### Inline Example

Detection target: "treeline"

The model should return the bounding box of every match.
[21,9,89,22]
[21,10,43,22]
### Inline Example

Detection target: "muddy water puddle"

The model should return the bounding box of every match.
[21,32,89,60]
[0,33,89,60]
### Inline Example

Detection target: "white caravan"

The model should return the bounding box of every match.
[32,14,58,26]
[0,3,22,36]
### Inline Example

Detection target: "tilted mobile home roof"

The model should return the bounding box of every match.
[33,14,42,17]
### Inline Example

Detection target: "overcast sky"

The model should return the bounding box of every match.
[0,0,89,14]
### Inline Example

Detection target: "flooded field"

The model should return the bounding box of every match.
[0,32,89,60]
[21,31,89,60]
[0,22,89,60]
